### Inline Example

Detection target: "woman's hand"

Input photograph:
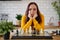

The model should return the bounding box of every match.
[28,13,37,19]
[28,13,33,19]
[33,13,38,19]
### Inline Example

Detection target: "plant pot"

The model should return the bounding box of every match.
[0,35,4,40]
[4,32,10,40]
[16,20,21,27]
[58,21,60,26]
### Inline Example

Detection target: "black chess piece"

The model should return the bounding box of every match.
[32,28,36,34]
[11,30,14,32]
[37,31,39,34]
[56,30,59,35]
[16,29,19,36]
[59,30,60,35]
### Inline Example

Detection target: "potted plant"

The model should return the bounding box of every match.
[51,0,60,26]
[16,14,22,27]
[0,20,15,39]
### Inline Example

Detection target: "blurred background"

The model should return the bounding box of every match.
[0,0,59,26]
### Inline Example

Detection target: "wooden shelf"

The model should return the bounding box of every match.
[44,26,60,29]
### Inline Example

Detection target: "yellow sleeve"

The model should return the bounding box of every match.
[21,15,32,31]
[40,15,44,31]
[33,14,44,31]
[33,18,41,31]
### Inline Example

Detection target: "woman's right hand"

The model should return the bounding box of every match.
[28,13,33,19]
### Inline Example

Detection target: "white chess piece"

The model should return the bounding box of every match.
[29,26,32,34]
[20,29,24,34]
[40,28,43,33]
[25,29,28,34]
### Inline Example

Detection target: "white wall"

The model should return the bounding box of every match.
[0,0,59,26]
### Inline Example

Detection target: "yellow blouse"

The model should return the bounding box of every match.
[21,13,44,32]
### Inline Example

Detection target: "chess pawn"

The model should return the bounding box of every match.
[40,28,43,33]
[20,29,24,34]
[25,29,28,34]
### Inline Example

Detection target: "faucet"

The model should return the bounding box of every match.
[48,16,54,26]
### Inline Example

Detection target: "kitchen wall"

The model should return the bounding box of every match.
[0,0,59,26]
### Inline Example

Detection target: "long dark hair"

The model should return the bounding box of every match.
[25,2,42,25]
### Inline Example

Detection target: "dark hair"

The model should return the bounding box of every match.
[25,2,42,26]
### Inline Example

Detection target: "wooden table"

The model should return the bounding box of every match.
[53,35,60,40]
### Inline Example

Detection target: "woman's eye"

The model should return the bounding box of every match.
[33,9,36,11]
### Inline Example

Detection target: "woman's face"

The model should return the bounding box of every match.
[28,4,37,17]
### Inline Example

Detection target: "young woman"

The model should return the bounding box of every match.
[21,2,44,33]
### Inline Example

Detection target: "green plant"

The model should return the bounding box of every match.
[16,14,22,20]
[51,0,60,20]
[0,20,15,35]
